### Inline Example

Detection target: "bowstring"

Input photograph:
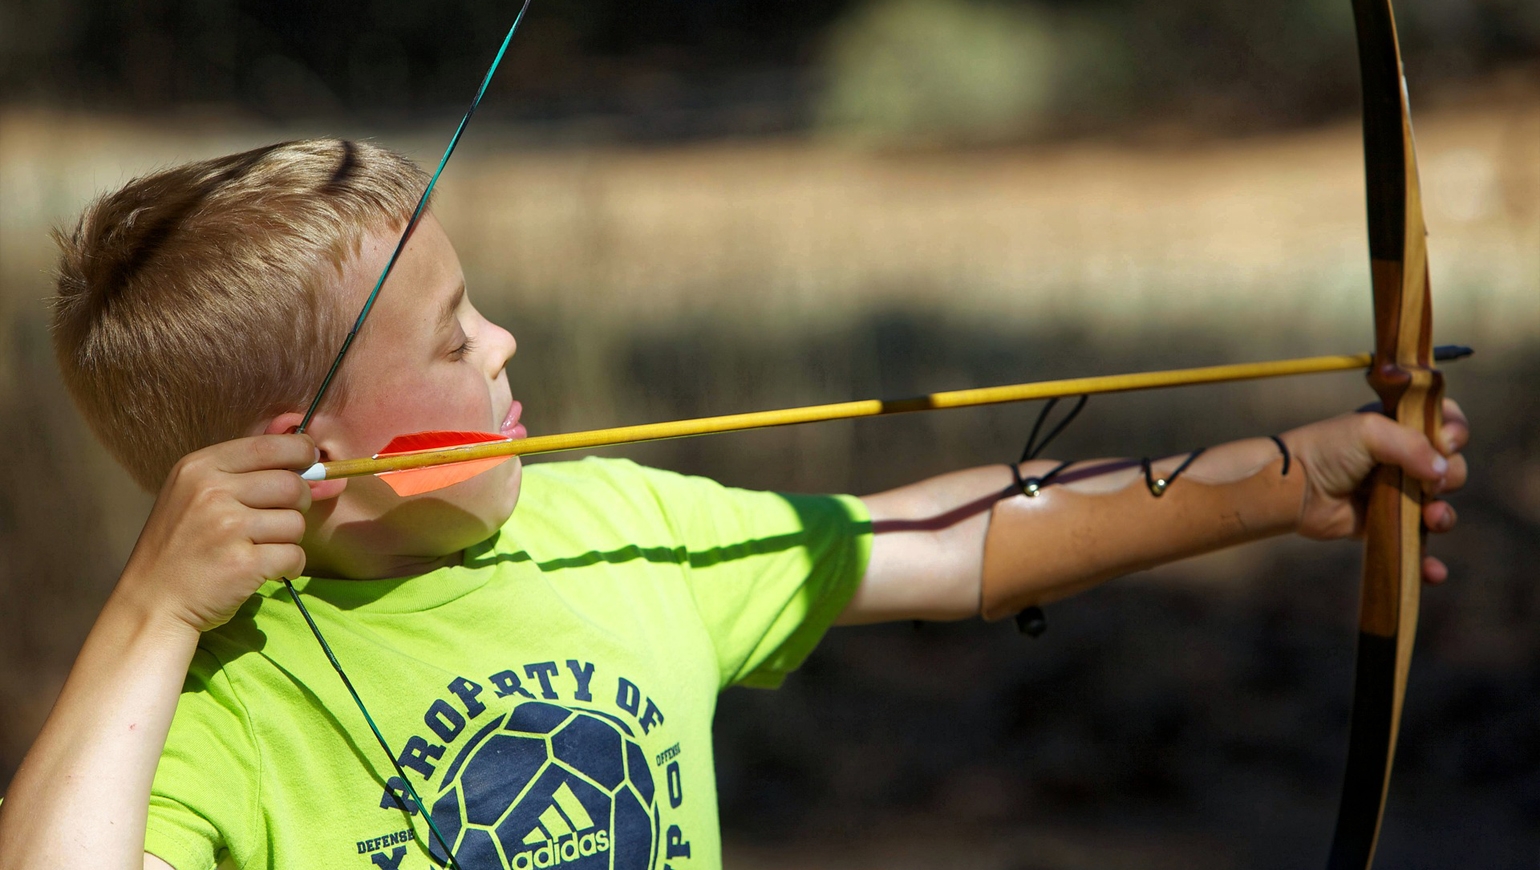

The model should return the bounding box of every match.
[285,3,534,867]
[282,579,460,868]
[298,0,532,433]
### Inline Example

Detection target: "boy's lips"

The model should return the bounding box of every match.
[499,400,526,440]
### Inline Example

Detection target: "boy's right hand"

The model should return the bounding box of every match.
[116,434,317,635]
[0,434,317,869]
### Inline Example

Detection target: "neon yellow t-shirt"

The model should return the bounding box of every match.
[145,457,871,870]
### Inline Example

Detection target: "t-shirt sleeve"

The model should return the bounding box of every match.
[620,462,873,690]
[145,650,260,870]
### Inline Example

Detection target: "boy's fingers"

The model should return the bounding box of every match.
[1352,398,1469,457]
[238,470,313,513]
[246,509,308,546]
[219,434,319,475]
[1438,397,1469,455]
[1437,453,1468,495]
[1421,555,1449,585]
[1424,499,1458,534]
[1361,413,1448,487]
[256,542,308,582]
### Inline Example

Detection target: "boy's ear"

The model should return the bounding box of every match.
[262,412,347,501]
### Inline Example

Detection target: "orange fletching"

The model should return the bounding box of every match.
[378,456,513,496]
[373,430,513,497]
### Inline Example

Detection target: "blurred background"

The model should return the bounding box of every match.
[2,0,1537,866]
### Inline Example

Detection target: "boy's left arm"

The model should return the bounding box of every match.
[841,401,1468,625]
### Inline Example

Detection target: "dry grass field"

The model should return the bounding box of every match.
[1,92,1536,867]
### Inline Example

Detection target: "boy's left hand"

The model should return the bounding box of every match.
[1283,397,1469,583]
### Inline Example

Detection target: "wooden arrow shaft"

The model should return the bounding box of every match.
[312,352,1382,482]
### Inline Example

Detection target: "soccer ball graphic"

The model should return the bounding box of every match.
[427,701,659,870]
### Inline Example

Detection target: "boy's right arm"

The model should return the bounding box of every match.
[0,434,317,870]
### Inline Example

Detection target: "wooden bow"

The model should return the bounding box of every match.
[1328,1,1443,866]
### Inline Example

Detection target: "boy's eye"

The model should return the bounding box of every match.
[450,336,477,360]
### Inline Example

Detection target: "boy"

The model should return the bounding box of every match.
[0,140,1466,870]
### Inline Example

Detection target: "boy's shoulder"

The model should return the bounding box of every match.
[509,456,864,559]
[518,454,705,501]
[505,455,685,545]
[508,455,746,550]
[518,454,657,498]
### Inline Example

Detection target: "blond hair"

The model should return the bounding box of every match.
[52,139,428,490]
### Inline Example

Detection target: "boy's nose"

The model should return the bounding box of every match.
[485,321,517,372]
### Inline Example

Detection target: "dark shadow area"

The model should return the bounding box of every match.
[4,0,1536,141]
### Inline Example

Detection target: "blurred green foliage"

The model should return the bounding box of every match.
[816,0,1071,144]
[816,0,1540,143]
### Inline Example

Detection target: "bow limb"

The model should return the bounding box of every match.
[1328,1,1442,867]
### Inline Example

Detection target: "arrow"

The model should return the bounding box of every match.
[303,345,1472,496]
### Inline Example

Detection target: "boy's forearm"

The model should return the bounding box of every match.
[852,437,1303,625]
[981,437,1303,619]
[0,581,200,870]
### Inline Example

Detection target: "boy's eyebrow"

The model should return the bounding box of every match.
[437,281,466,332]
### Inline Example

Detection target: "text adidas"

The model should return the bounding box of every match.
[510,831,611,869]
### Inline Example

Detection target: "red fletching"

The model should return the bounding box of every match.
[376,430,507,456]
[373,430,513,497]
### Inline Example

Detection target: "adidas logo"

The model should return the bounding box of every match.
[509,782,612,869]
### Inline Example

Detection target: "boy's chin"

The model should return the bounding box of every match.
[401,463,522,543]
[331,462,522,571]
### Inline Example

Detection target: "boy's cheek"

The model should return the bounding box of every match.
[352,395,499,449]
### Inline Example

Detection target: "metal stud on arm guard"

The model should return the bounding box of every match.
[979,442,1304,622]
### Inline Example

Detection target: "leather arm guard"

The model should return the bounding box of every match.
[980,454,1304,621]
